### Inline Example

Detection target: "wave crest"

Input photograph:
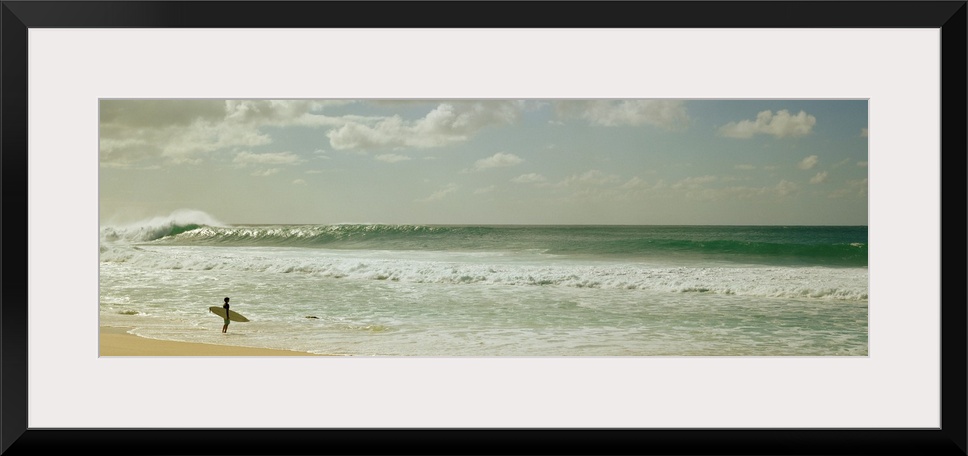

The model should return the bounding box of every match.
[100,209,228,243]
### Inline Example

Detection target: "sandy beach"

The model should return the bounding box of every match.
[99,326,323,356]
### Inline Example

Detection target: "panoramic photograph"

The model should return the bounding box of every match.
[98,99,869,356]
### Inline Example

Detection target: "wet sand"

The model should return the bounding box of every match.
[100,326,325,356]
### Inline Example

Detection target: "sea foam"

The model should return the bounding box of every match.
[100,244,868,301]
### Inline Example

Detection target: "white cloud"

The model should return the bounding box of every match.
[251,168,281,177]
[472,152,524,171]
[828,178,868,199]
[225,100,313,125]
[809,171,828,184]
[858,161,868,168]
[375,154,412,163]
[512,173,547,184]
[621,177,647,189]
[419,102,520,135]
[474,186,496,195]
[416,183,459,203]
[100,120,274,167]
[328,101,523,151]
[234,151,300,166]
[223,100,352,130]
[775,180,798,196]
[556,100,690,130]
[326,116,404,150]
[734,164,756,170]
[673,175,717,189]
[798,155,819,170]
[714,180,799,200]
[561,170,621,187]
[99,100,347,167]
[292,179,306,185]
[718,110,817,139]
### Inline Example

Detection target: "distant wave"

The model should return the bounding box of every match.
[100,209,229,243]
[599,238,869,265]
[100,211,867,267]
[152,223,483,247]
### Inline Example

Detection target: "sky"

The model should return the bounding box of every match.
[99,99,868,226]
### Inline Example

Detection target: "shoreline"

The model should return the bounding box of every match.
[99,326,327,356]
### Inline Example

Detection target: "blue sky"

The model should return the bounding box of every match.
[99,99,868,226]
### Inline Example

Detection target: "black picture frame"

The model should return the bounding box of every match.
[2,1,965,455]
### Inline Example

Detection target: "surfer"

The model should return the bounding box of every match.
[222,297,231,333]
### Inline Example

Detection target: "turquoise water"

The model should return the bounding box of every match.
[107,223,867,267]
[99,214,868,356]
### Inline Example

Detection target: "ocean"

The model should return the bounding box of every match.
[99,212,868,356]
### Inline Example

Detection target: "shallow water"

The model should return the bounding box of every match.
[99,226,868,356]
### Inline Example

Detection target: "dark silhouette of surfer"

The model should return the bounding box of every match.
[222,297,231,333]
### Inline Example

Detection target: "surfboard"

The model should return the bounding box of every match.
[209,306,249,322]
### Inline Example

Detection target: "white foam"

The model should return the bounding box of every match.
[100,209,228,243]
[100,245,868,301]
